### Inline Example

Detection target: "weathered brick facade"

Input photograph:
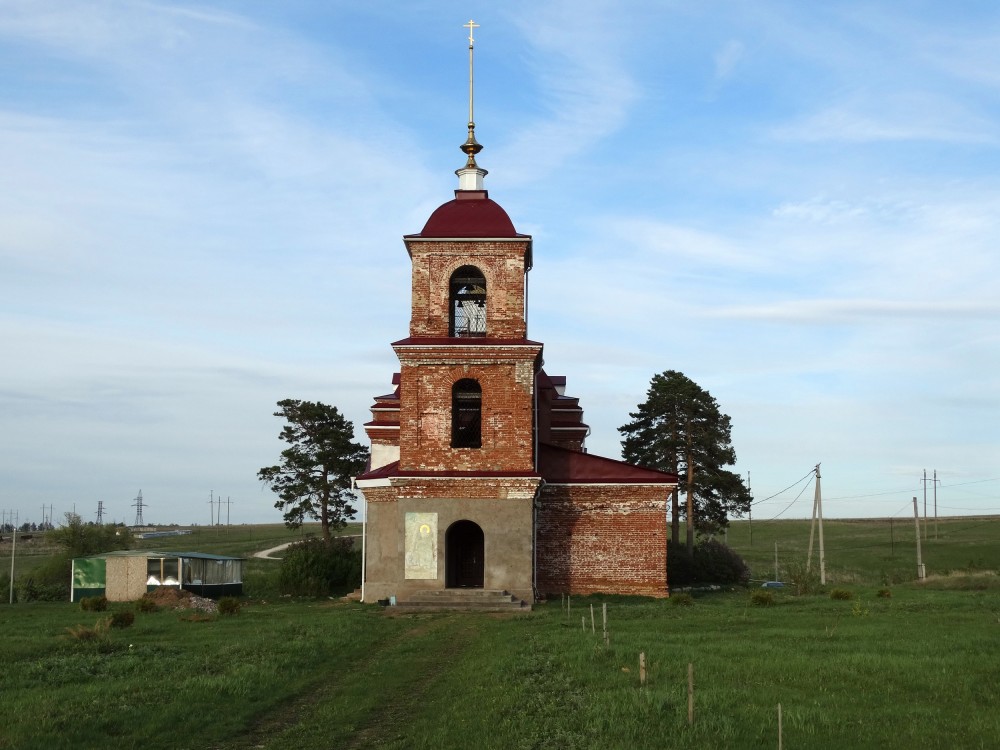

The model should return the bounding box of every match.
[405,239,531,340]
[536,485,669,597]
[356,181,677,604]
[393,343,540,473]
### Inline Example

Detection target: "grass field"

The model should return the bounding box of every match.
[2,519,999,749]
[725,516,1000,585]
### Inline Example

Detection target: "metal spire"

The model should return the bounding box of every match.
[457,19,487,190]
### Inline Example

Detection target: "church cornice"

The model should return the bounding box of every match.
[404,235,531,242]
[392,336,543,348]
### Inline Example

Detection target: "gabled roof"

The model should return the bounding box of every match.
[538,443,677,485]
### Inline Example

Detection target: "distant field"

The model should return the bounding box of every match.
[130,522,362,557]
[725,516,1000,585]
[1,522,360,575]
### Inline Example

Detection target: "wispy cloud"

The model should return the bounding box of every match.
[708,299,1000,324]
[773,97,998,144]
[492,0,639,184]
[714,40,745,82]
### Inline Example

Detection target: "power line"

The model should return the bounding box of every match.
[751,469,815,507]
[765,474,815,521]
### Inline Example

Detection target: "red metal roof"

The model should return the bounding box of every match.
[356,461,541,482]
[414,190,525,238]
[357,446,677,485]
[538,443,677,485]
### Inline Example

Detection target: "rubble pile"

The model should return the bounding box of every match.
[142,587,218,613]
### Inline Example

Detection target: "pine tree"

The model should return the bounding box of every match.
[619,370,751,556]
[258,399,369,543]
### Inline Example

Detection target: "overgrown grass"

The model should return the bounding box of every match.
[3,519,999,748]
[725,516,1000,585]
[2,583,999,749]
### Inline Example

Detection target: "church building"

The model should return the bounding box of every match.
[355,25,676,605]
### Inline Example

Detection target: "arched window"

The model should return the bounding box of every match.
[451,379,482,448]
[449,266,487,337]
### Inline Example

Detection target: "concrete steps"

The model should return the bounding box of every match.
[387,588,531,613]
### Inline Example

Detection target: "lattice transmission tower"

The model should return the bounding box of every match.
[132,490,146,527]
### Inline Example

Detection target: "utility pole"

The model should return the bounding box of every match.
[806,464,826,584]
[933,469,940,540]
[209,491,214,527]
[747,471,753,547]
[8,511,18,604]
[921,469,928,541]
[913,496,925,580]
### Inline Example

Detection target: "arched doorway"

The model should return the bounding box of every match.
[445,520,484,588]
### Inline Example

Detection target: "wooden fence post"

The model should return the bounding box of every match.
[687,663,694,725]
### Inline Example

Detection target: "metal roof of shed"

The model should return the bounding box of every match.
[78,550,244,561]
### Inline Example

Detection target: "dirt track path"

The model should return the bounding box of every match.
[252,541,296,559]
[253,534,362,560]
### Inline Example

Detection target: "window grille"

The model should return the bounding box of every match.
[450,266,487,337]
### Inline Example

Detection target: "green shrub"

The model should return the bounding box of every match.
[218,597,241,616]
[279,537,361,597]
[750,589,775,607]
[668,538,750,587]
[16,577,68,602]
[877,588,892,598]
[110,611,135,629]
[80,595,108,612]
[243,564,281,599]
[830,588,854,600]
[136,597,159,613]
[784,561,821,595]
[670,592,694,606]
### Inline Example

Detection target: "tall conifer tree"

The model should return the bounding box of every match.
[619,371,751,556]
[258,399,369,543]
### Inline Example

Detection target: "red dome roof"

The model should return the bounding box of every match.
[419,190,519,238]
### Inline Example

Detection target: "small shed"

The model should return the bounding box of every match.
[71,550,244,602]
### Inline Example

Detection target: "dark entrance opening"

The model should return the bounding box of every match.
[445,520,485,589]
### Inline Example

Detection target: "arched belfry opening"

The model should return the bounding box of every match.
[445,520,485,588]
[451,378,482,448]
[449,265,487,337]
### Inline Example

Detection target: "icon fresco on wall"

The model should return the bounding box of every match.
[404,512,437,579]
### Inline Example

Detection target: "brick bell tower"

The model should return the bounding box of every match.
[356,22,543,604]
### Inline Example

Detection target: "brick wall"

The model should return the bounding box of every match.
[394,343,541,473]
[405,240,530,339]
[536,484,669,597]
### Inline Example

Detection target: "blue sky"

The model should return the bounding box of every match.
[1,1,997,527]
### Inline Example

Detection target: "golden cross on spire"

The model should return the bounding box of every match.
[464,19,479,47]
[458,19,485,187]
